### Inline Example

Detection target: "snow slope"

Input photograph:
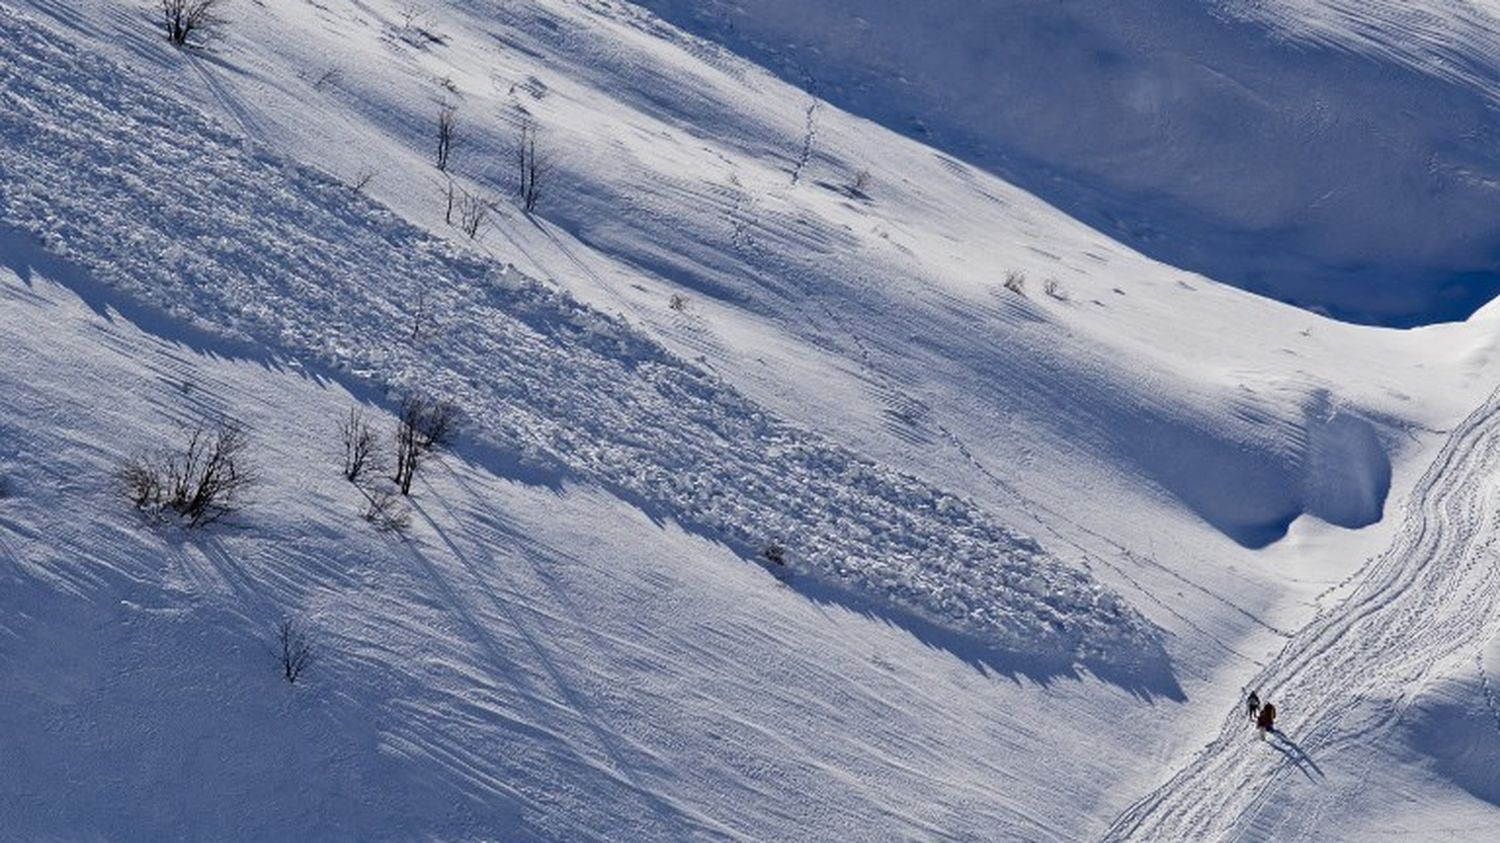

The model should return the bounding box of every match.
[635,0,1500,325]
[1105,376,1500,841]
[0,4,1159,672]
[5,0,1500,840]
[2,236,1179,842]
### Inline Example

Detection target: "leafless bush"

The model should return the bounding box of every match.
[394,396,459,496]
[762,541,786,566]
[120,420,254,527]
[849,168,872,198]
[160,0,224,47]
[436,105,457,172]
[516,118,551,213]
[455,188,490,238]
[668,293,690,312]
[1043,277,1068,301]
[410,286,430,341]
[339,408,381,483]
[275,619,315,684]
[361,486,412,534]
[311,66,343,92]
[348,168,375,193]
[1003,270,1027,296]
[397,4,445,45]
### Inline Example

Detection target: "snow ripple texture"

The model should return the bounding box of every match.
[0,7,1159,669]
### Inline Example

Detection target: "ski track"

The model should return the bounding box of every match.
[1102,380,1500,841]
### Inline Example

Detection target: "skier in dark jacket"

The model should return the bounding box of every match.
[1256,701,1277,738]
[1246,690,1261,722]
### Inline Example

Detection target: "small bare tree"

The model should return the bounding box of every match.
[339,408,380,483]
[347,167,375,193]
[455,188,489,238]
[160,0,224,47]
[120,419,255,527]
[1003,269,1027,296]
[848,168,873,198]
[275,619,315,684]
[668,293,689,312]
[393,396,459,496]
[436,105,457,172]
[410,286,430,341]
[1043,277,1068,301]
[516,118,550,213]
[762,540,786,566]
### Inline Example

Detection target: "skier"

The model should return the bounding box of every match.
[1256,701,1277,739]
[1246,690,1261,722]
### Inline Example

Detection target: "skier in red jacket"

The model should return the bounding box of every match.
[1256,701,1277,738]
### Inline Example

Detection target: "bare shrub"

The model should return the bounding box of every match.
[1003,270,1027,296]
[339,408,381,483]
[410,286,430,342]
[436,104,457,172]
[120,420,254,527]
[849,168,872,198]
[361,486,412,534]
[455,188,490,238]
[668,293,689,312]
[275,619,315,684]
[516,118,551,213]
[762,541,786,566]
[310,66,343,91]
[347,167,375,193]
[394,397,459,496]
[160,0,224,47]
[1043,277,1068,301]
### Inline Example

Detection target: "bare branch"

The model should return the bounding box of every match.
[160,0,225,47]
[393,396,459,496]
[275,619,315,684]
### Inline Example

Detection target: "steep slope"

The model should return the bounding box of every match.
[0,4,1157,671]
[6,0,1500,839]
[635,0,1500,325]
[0,266,1178,841]
[1105,377,1500,841]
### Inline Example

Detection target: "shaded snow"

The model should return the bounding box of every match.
[634,0,1500,325]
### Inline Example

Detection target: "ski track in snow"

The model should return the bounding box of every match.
[1102,381,1500,841]
[0,5,1160,673]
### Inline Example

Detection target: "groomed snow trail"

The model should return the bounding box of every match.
[1103,382,1500,841]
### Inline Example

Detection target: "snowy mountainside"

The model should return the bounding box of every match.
[5,0,1500,840]
[636,0,1500,325]
[0,266,1183,841]
[0,5,1155,671]
[23,0,1490,565]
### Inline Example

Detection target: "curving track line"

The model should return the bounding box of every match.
[1102,382,1500,841]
